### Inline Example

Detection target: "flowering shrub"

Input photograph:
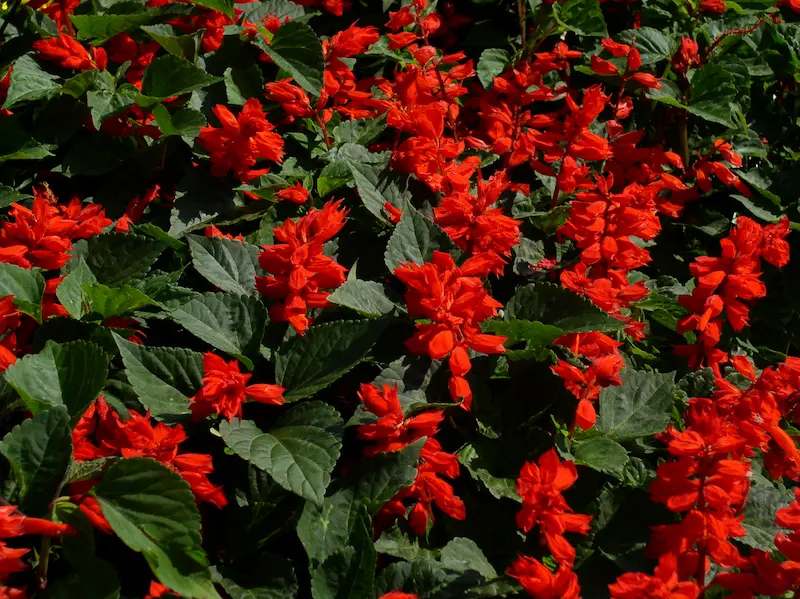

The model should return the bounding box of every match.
[0,0,800,597]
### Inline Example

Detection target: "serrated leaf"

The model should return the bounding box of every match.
[66,457,117,485]
[297,441,422,566]
[616,28,674,65]
[573,438,629,479]
[262,21,324,96]
[384,205,450,271]
[310,507,375,599]
[153,105,206,138]
[441,538,497,579]
[554,0,607,36]
[142,55,222,100]
[71,11,177,41]
[141,24,202,60]
[477,48,509,88]
[82,233,166,287]
[113,334,201,419]
[94,458,220,599]
[224,64,265,106]
[275,319,388,401]
[56,257,98,320]
[349,165,408,223]
[168,292,267,366]
[4,54,61,109]
[220,402,343,505]
[5,341,109,419]
[332,115,387,146]
[83,283,155,319]
[687,65,737,126]
[0,263,45,322]
[187,234,261,297]
[595,370,675,441]
[741,482,794,551]
[169,168,240,236]
[0,407,72,515]
[504,283,624,333]
[327,279,394,318]
[188,0,234,17]
[482,320,564,348]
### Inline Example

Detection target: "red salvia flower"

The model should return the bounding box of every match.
[190,353,285,422]
[33,33,106,71]
[507,554,581,599]
[256,200,348,334]
[198,99,285,182]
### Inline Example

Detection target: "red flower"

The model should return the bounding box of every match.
[357,383,443,456]
[190,353,285,422]
[515,449,592,565]
[72,397,228,508]
[507,555,580,599]
[394,251,506,409]
[276,182,310,204]
[198,99,285,182]
[116,186,160,232]
[0,505,73,584]
[256,200,348,334]
[609,554,700,599]
[378,593,418,599]
[699,0,726,12]
[145,581,178,599]
[265,79,315,119]
[33,33,106,71]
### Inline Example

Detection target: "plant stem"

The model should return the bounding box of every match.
[517,0,527,53]
[37,536,52,592]
[679,112,689,168]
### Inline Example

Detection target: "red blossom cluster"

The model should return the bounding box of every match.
[357,383,464,535]
[394,251,507,409]
[72,397,228,512]
[676,216,790,374]
[0,506,73,599]
[190,353,284,422]
[256,199,348,334]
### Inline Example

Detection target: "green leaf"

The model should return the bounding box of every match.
[332,116,387,147]
[458,444,520,502]
[554,0,608,36]
[56,257,98,320]
[188,0,234,17]
[153,105,207,138]
[215,555,298,599]
[5,341,109,419]
[476,49,509,88]
[81,233,167,287]
[4,55,61,109]
[741,482,794,551]
[687,65,737,126]
[168,292,267,366]
[348,165,408,223]
[384,205,450,271]
[327,279,395,318]
[220,402,343,505]
[595,370,675,441]
[262,21,324,97]
[482,320,564,348]
[297,441,422,566]
[0,116,53,162]
[71,11,173,41]
[94,458,221,599]
[187,234,262,297]
[169,169,240,237]
[83,283,154,319]
[113,334,201,419]
[616,28,674,65]
[504,283,624,333]
[0,263,45,322]
[66,457,117,485]
[573,438,629,480]
[318,161,352,197]
[310,508,376,599]
[224,64,265,106]
[276,319,389,401]
[0,185,31,208]
[646,78,686,109]
[141,55,223,100]
[441,538,497,579]
[141,24,201,60]
[0,407,72,516]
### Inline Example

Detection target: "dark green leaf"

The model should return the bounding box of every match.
[82,283,154,319]
[224,64,265,106]
[71,11,172,41]
[573,438,629,479]
[0,407,72,515]
[262,21,324,96]
[94,458,221,599]
[476,48,509,88]
[113,333,201,419]
[384,205,450,271]
[153,104,207,138]
[276,319,389,401]
[5,341,109,419]
[687,65,736,126]
[141,24,202,60]
[327,279,395,318]
[215,555,298,599]
[220,402,343,505]
[741,482,794,551]
[168,292,267,366]
[595,370,675,441]
[188,0,234,17]
[81,233,166,287]
[141,55,222,100]
[0,263,45,322]
[4,55,61,109]
[0,116,53,162]
[554,0,608,36]
[616,28,674,65]
[186,234,262,297]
